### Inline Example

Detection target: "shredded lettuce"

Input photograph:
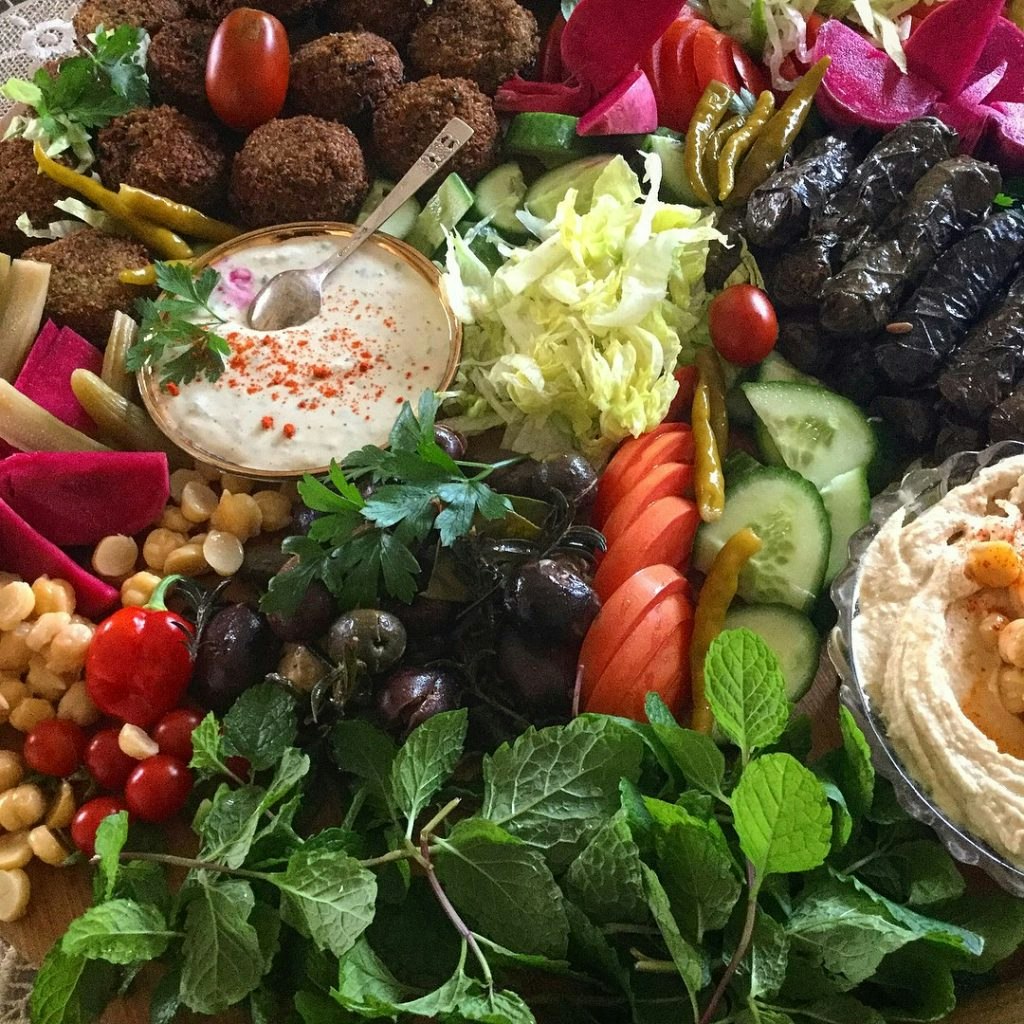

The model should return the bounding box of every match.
[15,197,121,241]
[442,154,723,464]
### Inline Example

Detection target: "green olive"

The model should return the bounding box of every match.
[326,609,407,675]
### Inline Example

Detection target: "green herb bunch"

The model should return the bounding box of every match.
[261,390,513,616]
[32,631,1024,1024]
[1,24,150,169]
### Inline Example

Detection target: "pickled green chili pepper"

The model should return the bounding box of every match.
[718,90,776,202]
[726,56,832,206]
[695,347,728,454]
[693,375,725,525]
[703,115,745,203]
[685,81,734,206]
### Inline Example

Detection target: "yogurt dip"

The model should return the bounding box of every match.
[145,229,458,476]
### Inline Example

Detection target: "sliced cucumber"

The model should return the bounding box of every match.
[723,449,762,484]
[742,381,877,489]
[524,155,616,222]
[356,179,422,240]
[405,173,474,257]
[723,604,821,702]
[754,418,785,466]
[819,466,871,584]
[755,351,820,386]
[504,113,600,167]
[473,162,528,238]
[693,466,831,613]
[641,130,699,205]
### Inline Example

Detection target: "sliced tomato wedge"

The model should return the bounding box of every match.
[593,495,700,603]
[654,17,706,131]
[578,564,689,705]
[730,39,770,96]
[805,12,824,50]
[602,461,695,548]
[693,24,741,94]
[539,13,567,83]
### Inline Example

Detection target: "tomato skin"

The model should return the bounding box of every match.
[23,720,86,777]
[84,728,136,791]
[124,755,193,823]
[206,9,290,133]
[730,40,769,96]
[693,25,741,94]
[152,707,204,763]
[653,18,705,131]
[602,461,694,548]
[539,14,566,83]
[664,365,699,423]
[71,797,128,856]
[708,284,779,367]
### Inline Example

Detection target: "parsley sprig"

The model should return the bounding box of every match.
[128,262,231,388]
[262,391,513,615]
[1,24,150,168]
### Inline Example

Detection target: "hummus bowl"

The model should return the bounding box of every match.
[831,440,1024,896]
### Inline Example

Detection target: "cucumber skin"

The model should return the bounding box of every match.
[504,113,601,168]
[474,163,528,238]
[406,173,474,256]
[524,155,616,222]
[723,604,821,702]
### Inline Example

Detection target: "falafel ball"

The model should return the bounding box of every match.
[372,76,499,185]
[148,19,215,118]
[0,139,69,257]
[408,0,539,95]
[96,106,231,214]
[73,0,185,43]
[190,0,321,24]
[22,231,151,344]
[321,0,424,48]
[289,32,403,127]
[230,116,370,227]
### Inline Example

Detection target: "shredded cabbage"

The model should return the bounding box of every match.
[15,197,120,241]
[442,153,724,464]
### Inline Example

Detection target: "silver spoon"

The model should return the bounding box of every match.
[247,116,474,332]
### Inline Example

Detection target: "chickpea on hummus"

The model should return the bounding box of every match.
[855,454,1024,867]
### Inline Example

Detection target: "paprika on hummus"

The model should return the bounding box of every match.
[854,454,1024,867]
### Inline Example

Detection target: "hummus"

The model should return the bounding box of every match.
[854,454,1024,866]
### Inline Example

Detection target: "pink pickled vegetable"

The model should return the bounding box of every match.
[0,451,169,546]
[578,68,658,136]
[988,102,1024,171]
[975,19,1024,106]
[495,76,593,115]
[0,498,118,618]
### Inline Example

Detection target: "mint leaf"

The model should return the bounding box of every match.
[330,719,397,815]
[63,899,173,964]
[732,753,832,877]
[450,977,536,1024]
[705,628,789,760]
[251,901,282,973]
[436,818,569,958]
[189,712,227,778]
[150,965,182,1024]
[180,880,262,1014]
[113,861,169,915]
[820,779,853,852]
[275,848,376,958]
[786,995,886,1023]
[223,683,298,771]
[198,785,264,868]
[820,706,875,818]
[30,947,119,1024]
[747,911,790,1000]
[390,708,467,834]
[93,810,128,901]
[481,716,643,870]
[892,841,965,906]
[565,809,647,926]
[333,938,412,1016]
[646,693,727,799]
[870,947,955,1022]
[934,892,1024,972]
[260,746,311,810]
[295,989,347,1024]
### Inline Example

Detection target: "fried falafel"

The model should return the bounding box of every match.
[73,0,185,43]
[0,139,69,257]
[147,19,215,118]
[321,0,424,48]
[190,0,321,24]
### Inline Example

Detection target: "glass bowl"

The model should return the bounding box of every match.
[830,440,1024,896]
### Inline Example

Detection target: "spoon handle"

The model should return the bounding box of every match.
[317,117,474,280]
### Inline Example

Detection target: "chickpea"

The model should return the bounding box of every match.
[121,571,161,608]
[9,697,55,732]
[0,784,45,830]
[159,506,192,534]
[181,481,219,523]
[0,869,30,922]
[0,623,32,672]
[57,680,100,727]
[25,656,68,701]
[92,535,139,578]
[966,540,1022,589]
[220,473,253,495]
[29,826,69,866]
[0,832,32,871]
[1000,665,1024,715]
[253,490,292,532]
[26,611,71,653]
[118,723,158,760]
[31,577,75,616]
[0,752,24,793]
[46,622,95,675]
[45,781,75,830]
[0,582,34,631]
[0,677,27,712]
[169,468,204,502]
[978,612,1009,645]
[210,491,262,541]
[143,528,187,573]
[163,543,209,577]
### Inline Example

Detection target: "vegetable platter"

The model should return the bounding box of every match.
[2,1,1024,1023]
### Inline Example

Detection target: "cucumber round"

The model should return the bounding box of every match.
[742,381,877,488]
[693,466,830,613]
[356,178,422,240]
[524,155,616,222]
[473,163,528,238]
[406,173,474,257]
[640,131,699,205]
[723,604,821,702]
[503,112,600,167]
[819,466,871,584]
[755,351,820,386]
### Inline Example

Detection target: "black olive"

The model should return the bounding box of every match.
[191,604,281,712]
[326,609,407,674]
[434,424,467,460]
[487,453,598,510]
[240,531,290,581]
[505,558,600,642]
[497,626,575,714]
[394,596,459,638]
[486,458,544,498]
[267,579,336,642]
[377,667,460,736]
[291,506,320,536]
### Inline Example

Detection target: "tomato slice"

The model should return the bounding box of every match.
[804,12,824,50]
[653,18,705,131]
[693,25,741,94]
[540,14,567,83]
[602,461,695,548]
[593,495,700,603]
[730,39,770,96]
[584,590,694,720]
[664,365,699,423]
[578,564,689,704]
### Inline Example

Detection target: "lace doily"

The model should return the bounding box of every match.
[0,0,78,113]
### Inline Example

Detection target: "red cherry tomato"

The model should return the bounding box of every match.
[124,755,193,823]
[84,728,136,791]
[23,720,86,777]
[708,284,779,367]
[226,755,252,782]
[71,796,128,856]
[206,8,290,133]
[152,707,204,763]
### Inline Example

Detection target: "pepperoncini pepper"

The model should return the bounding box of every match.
[718,90,776,202]
[685,81,734,206]
[117,185,240,243]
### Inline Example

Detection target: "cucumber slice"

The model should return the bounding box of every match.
[819,466,871,584]
[754,418,785,466]
[356,179,422,240]
[641,131,699,205]
[742,381,877,489]
[755,351,820,386]
[405,173,474,257]
[524,155,616,222]
[504,113,600,167]
[473,163,528,238]
[723,604,821,702]
[723,449,762,484]
[693,466,830,613]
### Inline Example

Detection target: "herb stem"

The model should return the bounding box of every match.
[358,847,415,869]
[341,786,368,831]
[115,850,267,882]
[420,797,461,841]
[634,960,682,974]
[603,923,661,936]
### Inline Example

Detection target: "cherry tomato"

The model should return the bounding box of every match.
[152,707,204,763]
[226,755,252,782]
[602,462,695,548]
[708,284,779,367]
[693,25,741,94]
[124,755,193,823]
[664,365,700,423]
[23,720,86,777]
[71,796,128,856]
[206,8,290,133]
[84,728,137,791]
